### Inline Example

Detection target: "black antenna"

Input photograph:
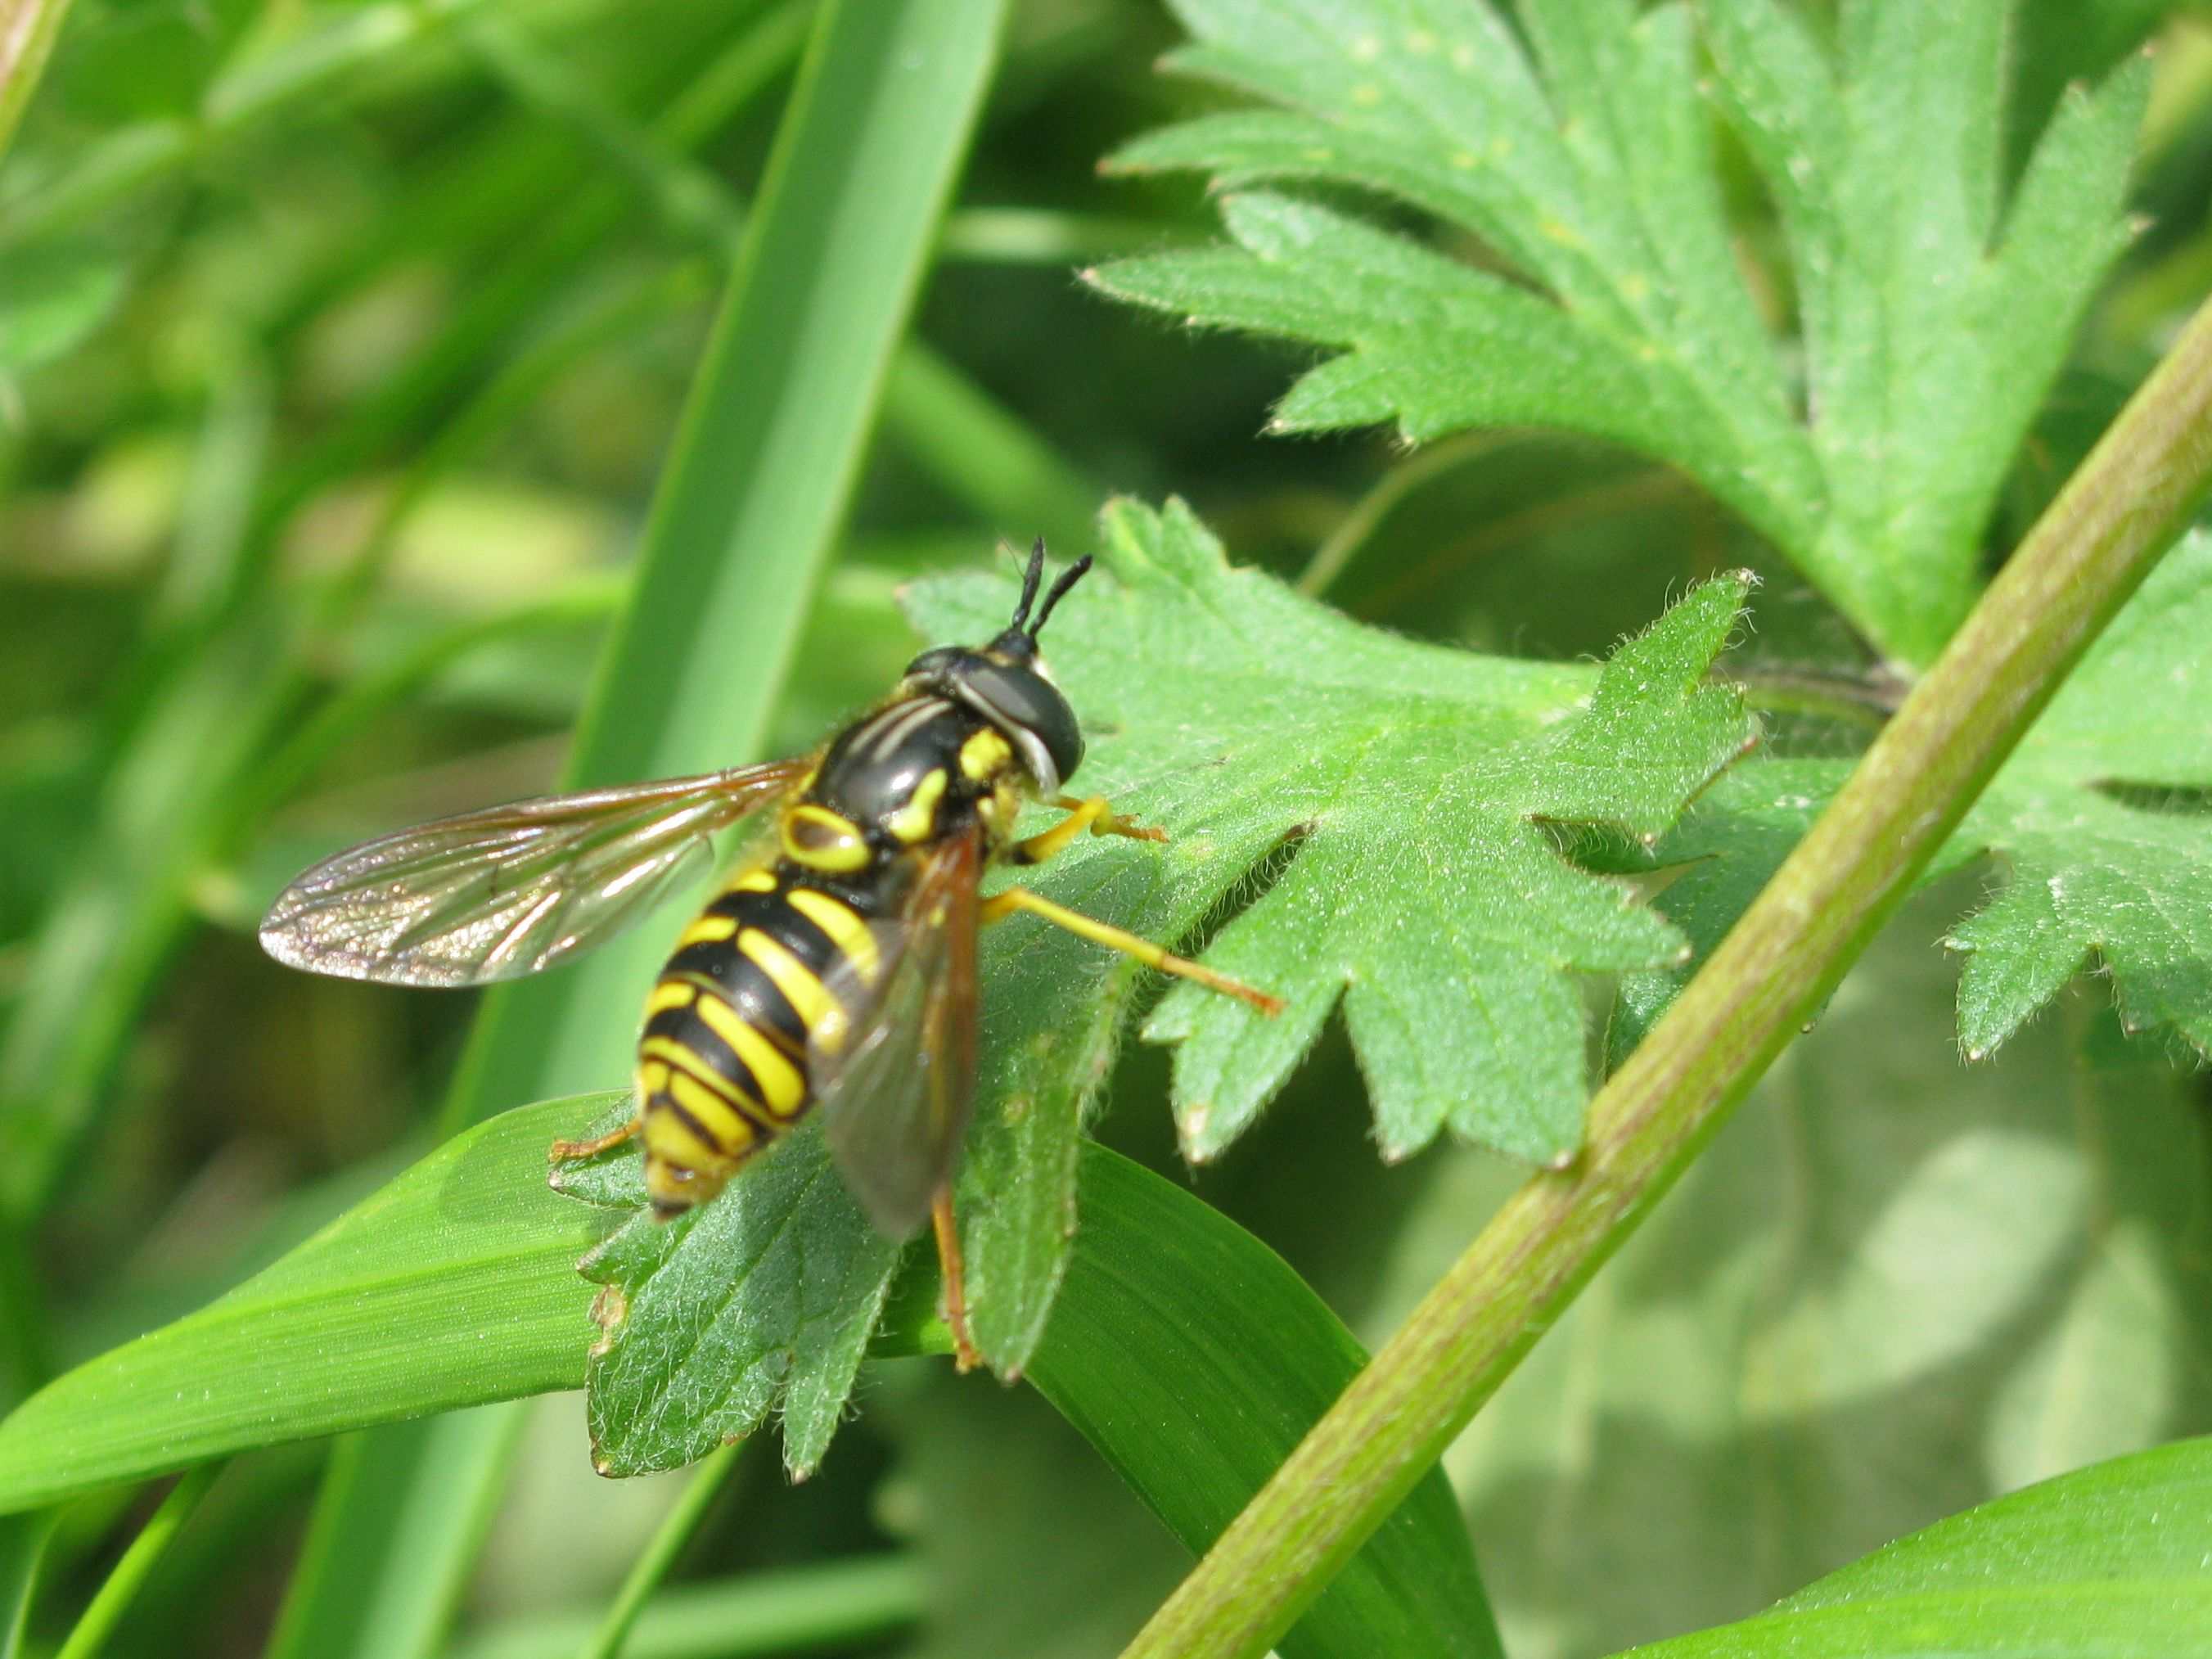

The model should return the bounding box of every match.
[1029,554,1092,639]
[1007,537,1048,632]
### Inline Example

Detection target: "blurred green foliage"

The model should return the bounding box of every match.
[2,2,2210,1657]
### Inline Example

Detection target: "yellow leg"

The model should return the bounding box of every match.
[548,1116,641,1162]
[932,1185,981,1373]
[981,886,1284,1014]
[1011,795,1168,866]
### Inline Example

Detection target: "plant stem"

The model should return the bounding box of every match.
[1120,293,2212,1659]
[0,0,79,163]
[53,1463,219,1659]
[577,1442,743,1659]
[1295,431,1502,597]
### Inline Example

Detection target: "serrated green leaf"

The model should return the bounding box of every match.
[1614,530,2212,1065]
[1949,821,2212,1059]
[1943,528,2212,1059]
[896,496,1752,1373]
[0,1092,1498,1657]
[1611,1438,2212,1658]
[1700,0,2147,663]
[1093,0,2147,667]
[558,1110,898,1480]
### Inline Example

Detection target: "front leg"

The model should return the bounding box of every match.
[1010,795,1168,867]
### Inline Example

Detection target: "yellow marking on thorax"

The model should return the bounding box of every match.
[691,990,810,1117]
[976,776,1022,840]
[782,804,871,873]
[646,981,697,1017]
[885,767,948,845]
[737,927,849,1057]
[725,868,779,895]
[786,888,880,986]
[960,726,1013,781]
[676,913,737,949]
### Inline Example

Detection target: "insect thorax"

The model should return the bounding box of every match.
[791,692,1028,868]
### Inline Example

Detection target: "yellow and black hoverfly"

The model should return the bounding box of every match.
[259,541,1281,1366]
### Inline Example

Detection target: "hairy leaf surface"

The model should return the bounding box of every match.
[561,494,1750,1445]
[1612,530,2212,1064]
[1092,0,2145,665]
[901,496,1754,1372]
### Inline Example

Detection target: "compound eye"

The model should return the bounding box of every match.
[957,662,1082,792]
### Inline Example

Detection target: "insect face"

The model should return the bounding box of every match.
[904,541,1090,796]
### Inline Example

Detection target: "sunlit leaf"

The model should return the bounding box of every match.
[1092,0,2146,665]
[1612,1437,2212,1657]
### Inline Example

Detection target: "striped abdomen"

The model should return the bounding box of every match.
[637,863,885,1215]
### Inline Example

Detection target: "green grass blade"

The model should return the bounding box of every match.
[577,1441,743,1659]
[269,2,1011,1651]
[444,0,1011,1123]
[0,1512,54,1659]
[1034,1146,1498,1659]
[0,1098,608,1512]
[448,1558,924,1659]
[0,1104,1491,1659]
[51,1463,218,1659]
[264,1409,532,1659]
[879,345,1099,553]
[0,0,79,163]
[1614,1437,2212,1657]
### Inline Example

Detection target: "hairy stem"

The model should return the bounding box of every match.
[1120,292,2212,1659]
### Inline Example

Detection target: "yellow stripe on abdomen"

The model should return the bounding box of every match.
[785,887,881,988]
[737,926,849,1054]
[676,913,737,949]
[691,989,811,1118]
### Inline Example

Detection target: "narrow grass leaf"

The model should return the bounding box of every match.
[1034,1145,1498,1659]
[0,1098,610,1515]
[1612,1437,2212,1657]
[0,1512,52,1659]
[272,3,1009,1647]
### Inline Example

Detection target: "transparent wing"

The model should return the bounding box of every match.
[259,760,808,987]
[814,826,980,1238]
